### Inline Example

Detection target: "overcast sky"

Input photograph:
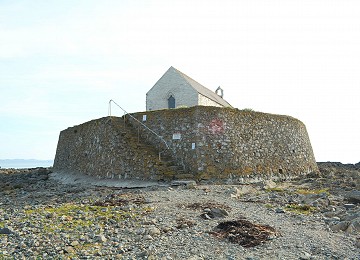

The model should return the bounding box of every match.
[0,0,359,163]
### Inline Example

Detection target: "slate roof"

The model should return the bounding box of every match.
[172,66,232,107]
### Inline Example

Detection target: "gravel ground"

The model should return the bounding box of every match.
[0,165,359,260]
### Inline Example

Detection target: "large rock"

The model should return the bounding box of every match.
[330,221,350,232]
[354,162,360,169]
[226,186,258,198]
[147,226,161,236]
[302,192,329,208]
[345,217,360,234]
[344,190,360,204]
[200,208,229,219]
[262,180,277,189]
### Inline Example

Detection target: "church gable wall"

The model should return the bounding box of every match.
[146,68,198,111]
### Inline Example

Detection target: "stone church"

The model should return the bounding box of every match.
[146,66,232,111]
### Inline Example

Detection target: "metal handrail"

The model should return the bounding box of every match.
[108,100,170,159]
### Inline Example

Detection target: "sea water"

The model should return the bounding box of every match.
[0,159,53,169]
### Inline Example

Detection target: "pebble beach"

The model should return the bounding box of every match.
[0,163,359,259]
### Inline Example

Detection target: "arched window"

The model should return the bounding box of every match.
[168,95,175,109]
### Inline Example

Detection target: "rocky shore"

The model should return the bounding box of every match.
[0,163,359,259]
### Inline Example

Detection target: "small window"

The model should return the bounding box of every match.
[168,95,175,109]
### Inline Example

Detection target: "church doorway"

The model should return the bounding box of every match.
[168,95,175,109]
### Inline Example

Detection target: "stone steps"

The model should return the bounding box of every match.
[121,116,190,181]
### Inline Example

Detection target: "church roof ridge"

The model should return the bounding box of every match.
[171,66,232,107]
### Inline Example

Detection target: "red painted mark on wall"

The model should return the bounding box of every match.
[208,118,225,134]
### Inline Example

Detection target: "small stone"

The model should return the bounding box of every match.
[148,226,161,236]
[200,213,212,220]
[330,217,341,222]
[226,187,240,198]
[136,228,146,235]
[70,241,79,247]
[60,215,72,221]
[161,226,172,233]
[144,234,153,240]
[94,234,107,243]
[344,203,356,209]
[138,251,149,257]
[148,255,157,260]
[275,208,285,213]
[180,223,188,229]
[64,246,75,253]
[115,254,123,259]
[45,212,54,219]
[299,251,312,260]
[79,235,88,242]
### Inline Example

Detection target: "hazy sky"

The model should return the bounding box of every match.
[1,0,359,163]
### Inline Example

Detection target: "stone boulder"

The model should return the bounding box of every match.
[344,190,360,204]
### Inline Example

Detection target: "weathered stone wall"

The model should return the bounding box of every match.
[130,106,318,182]
[54,106,318,183]
[53,117,177,180]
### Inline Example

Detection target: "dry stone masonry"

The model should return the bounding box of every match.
[54,106,318,183]
[53,117,178,180]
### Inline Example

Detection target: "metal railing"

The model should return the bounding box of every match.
[108,99,170,160]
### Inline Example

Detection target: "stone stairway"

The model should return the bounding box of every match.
[158,155,194,180]
[110,116,188,181]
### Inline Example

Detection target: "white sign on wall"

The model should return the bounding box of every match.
[142,115,147,122]
[172,133,181,140]
[191,143,196,149]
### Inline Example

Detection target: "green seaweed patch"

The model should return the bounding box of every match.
[285,204,316,214]
[264,203,274,209]
[265,187,286,193]
[23,202,143,234]
[295,188,329,195]
[0,255,9,260]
